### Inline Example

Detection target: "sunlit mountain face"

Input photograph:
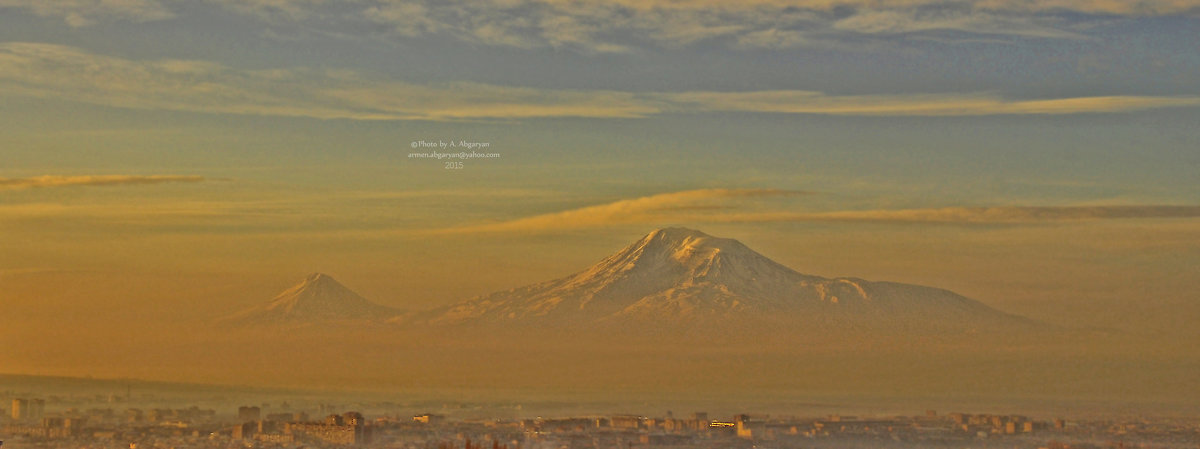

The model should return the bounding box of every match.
[216,228,1037,336]
[409,228,1039,335]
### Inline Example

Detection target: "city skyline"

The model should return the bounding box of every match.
[8,376,1196,449]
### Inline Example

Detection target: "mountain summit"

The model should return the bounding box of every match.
[416,228,1036,332]
[219,273,398,325]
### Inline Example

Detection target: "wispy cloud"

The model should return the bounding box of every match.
[830,7,1085,40]
[971,0,1200,15]
[4,43,1199,121]
[736,205,1200,224]
[4,1,1196,48]
[204,0,1200,52]
[0,175,206,190]
[0,0,172,27]
[662,91,1200,116]
[435,188,809,233]
[437,189,1200,233]
[0,43,654,120]
[572,0,1200,16]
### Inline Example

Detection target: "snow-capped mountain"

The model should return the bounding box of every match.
[218,273,398,325]
[412,228,1037,332]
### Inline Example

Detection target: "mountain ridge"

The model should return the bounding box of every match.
[402,228,1038,333]
[217,229,1039,335]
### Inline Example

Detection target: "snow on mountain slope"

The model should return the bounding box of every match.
[414,228,1036,331]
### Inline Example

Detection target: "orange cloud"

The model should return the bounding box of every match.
[662,91,1200,116]
[786,205,1200,224]
[435,188,809,233]
[0,175,206,190]
[440,192,1200,233]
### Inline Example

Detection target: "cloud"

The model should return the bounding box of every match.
[559,0,1200,16]
[0,0,172,27]
[830,8,1085,39]
[0,43,654,120]
[438,189,1200,233]
[660,91,1200,116]
[3,43,1198,121]
[435,188,809,233]
[0,175,206,190]
[203,0,1200,52]
[971,0,1200,15]
[0,188,574,239]
[5,0,1197,48]
[785,205,1200,224]
[686,205,1200,225]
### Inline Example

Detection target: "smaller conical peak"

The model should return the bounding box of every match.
[298,272,344,288]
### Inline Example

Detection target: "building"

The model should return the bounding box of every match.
[238,406,261,422]
[11,399,28,421]
[29,399,44,421]
[610,415,643,429]
[9,399,44,422]
[734,415,765,439]
[9,399,45,421]
[289,412,371,446]
[232,422,256,440]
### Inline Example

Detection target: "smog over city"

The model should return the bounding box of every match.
[1,1,1198,449]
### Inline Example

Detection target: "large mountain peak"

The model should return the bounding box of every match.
[642,226,714,244]
[586,227,808,288]
[635,227,744,265]
[637,227,742,255]
[417,228,1036,332]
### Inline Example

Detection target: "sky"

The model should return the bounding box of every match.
[1,0,1199,394]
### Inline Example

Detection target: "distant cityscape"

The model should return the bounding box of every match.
[4,392,1198,449]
